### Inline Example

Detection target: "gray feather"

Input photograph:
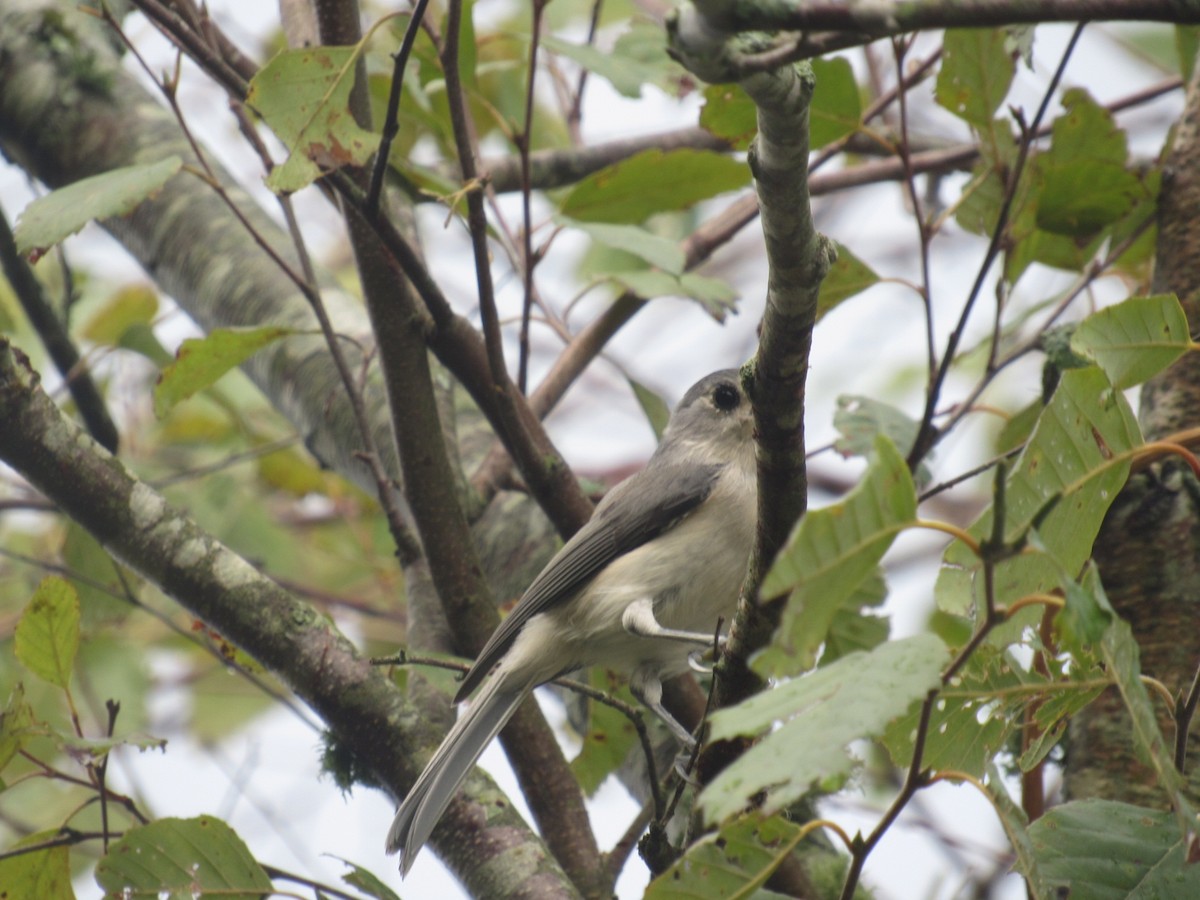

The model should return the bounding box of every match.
[454,461,723,703]
[387,671,532,875]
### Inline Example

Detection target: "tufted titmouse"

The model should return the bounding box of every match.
[386,369,758,874]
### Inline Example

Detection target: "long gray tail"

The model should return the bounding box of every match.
[386,672,531,875]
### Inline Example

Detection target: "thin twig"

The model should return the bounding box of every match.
[1174,657,1200,772]
[908,23,1087,469]
[366,0,432,216]
[517,0,550,393]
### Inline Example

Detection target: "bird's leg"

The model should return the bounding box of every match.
[629,666,696,751]
[621,596,716,646]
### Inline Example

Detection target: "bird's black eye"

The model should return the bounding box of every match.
[712,381,741,411]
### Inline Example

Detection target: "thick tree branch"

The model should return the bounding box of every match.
[314,2,601,888]
[673,0,1200,76]
[668,14,829,898]
[670,22,830,708]
[1077,50,1200,806]
[0,338,579,899]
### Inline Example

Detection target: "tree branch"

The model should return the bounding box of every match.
[677,0,1200,76]
[0,337,578,898]
[0,205,118,453]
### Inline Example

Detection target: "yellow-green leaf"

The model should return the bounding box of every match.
[249,46,381,194]
[14,158,182,259]
[14,577,80,690]
[154,326,296,418]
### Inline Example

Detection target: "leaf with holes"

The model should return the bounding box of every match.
[936,30,1015,130]
[703,635,946,823]
[646,815,804,898]
[935,367,1140,617]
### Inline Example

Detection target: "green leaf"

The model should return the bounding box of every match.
[702,635,946,823]
[1056,567,1114,653]
[544,35,646,98]
[329,856,402,900]
[190,662,276,742]
[1178,26,1200,80]
[884,644,1023,775]
[80,284,160,346]
[15,577,80,690]
[817,243,879,314]
[154,326,297,418]
[58,732,167,765]
[0,684,35,771]
[95,816,274,899]
[63,521,133,628]
[257,445,331,497]
[956,139,1016,238]
[936,30,1015,128]
[700,83,757,150]
[606,270,739,320]
[569,670,640,796]
[1094,567,1199,835]
[1018,669,1105,771]
[987,762,1051,899]
[755,570,890,675]
[117,321,174,367]
[544,23,686,99]
[248,46,381,194]
[560,149,751,224]
[629,378,670,440]
[936,367,1140,617]
[0,832,75,900]
[818,569,889,665]
[1070,294,1190,389]
[758,435,917,675]
[562,219,685,274]
[994,399,1041,455]
[1032,90,1144,237]
[809,57,861,149]
[455,0,478,91]
[833,395,919,460]
[646,815,804,899]
[1029,799,1200,897]
[14,158,182,259]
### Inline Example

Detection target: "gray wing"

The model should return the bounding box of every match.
[453,462,725,703]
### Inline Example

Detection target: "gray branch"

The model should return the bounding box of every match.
[0,337,579,898]
[668,0,1200,77]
